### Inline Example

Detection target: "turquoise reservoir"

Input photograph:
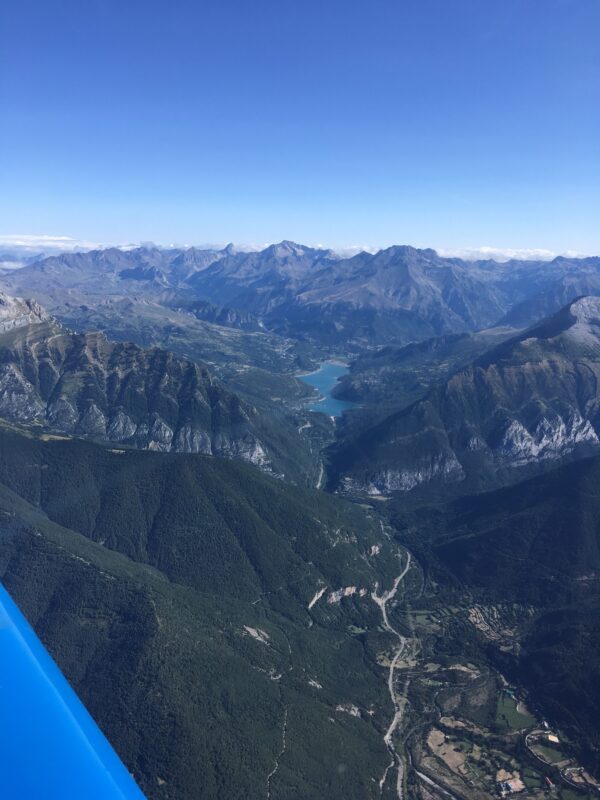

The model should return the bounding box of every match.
[0,583,146,799]
[299,361,357,417]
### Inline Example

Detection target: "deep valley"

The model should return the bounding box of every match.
[1,243,600,799]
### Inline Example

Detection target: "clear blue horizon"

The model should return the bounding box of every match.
[1,0,599,254]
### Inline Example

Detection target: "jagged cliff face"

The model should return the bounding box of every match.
[0,293,51,332]
[331,297,600,495]
[0,293,270,467]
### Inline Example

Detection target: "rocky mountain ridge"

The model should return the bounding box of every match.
[330,296,600,496]
[0,293,51,332]
[0,292,278,469]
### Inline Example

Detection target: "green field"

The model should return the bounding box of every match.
[533,744,566,764]
[495,695,536,731]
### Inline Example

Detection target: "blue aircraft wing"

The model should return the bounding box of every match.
[0,583,146,799]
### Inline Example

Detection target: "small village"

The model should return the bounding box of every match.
[413,664,600,800]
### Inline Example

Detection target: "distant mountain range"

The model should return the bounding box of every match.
[2,242,600,350]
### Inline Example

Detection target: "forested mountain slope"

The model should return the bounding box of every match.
[0,424,404,800]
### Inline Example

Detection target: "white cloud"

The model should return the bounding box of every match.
[0,260,26,270]
[0,234,104,270]
[436,245,589,262]
[0,234,101,252]
[331,245,379,257]
[330,244,587,262]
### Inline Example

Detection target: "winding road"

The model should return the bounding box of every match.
[372,550,412,799]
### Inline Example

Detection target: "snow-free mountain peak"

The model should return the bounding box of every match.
[0,292,51,333]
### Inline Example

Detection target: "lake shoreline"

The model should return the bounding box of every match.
[295,358,350,379]
[297,361,357,418]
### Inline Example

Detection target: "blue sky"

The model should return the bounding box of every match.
[1,0,599,255]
